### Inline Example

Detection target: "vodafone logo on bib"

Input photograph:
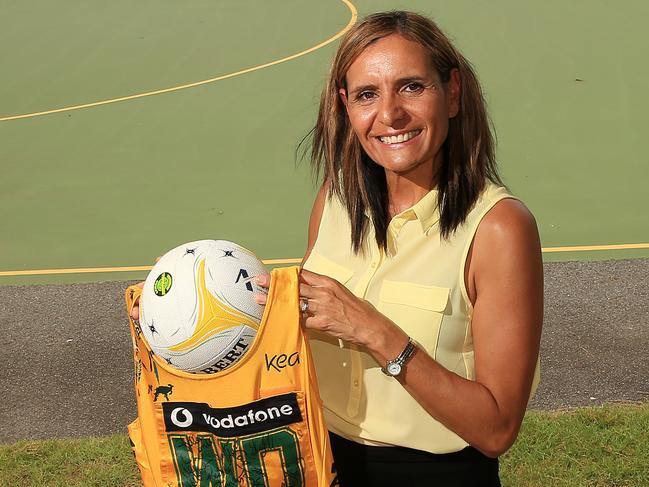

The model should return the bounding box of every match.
[162,393,303,437]
[170,408,194,428]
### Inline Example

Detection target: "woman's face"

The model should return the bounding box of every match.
[340,34,459,184]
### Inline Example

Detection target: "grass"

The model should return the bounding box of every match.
[500,403,649,486]
[1,403,647,486]
[0,435,140,487]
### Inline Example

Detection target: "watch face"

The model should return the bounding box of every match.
[387,362,402,376]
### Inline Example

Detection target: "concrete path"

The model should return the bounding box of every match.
[1,259,647,443]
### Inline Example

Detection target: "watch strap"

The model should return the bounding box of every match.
[382,338,416,376]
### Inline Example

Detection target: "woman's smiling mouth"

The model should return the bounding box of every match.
[377,129,422,145]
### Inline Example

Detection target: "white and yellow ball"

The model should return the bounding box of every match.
[140,240,267,373]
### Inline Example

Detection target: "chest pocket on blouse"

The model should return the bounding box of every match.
[377,281,449,359]
[303,251,354,286]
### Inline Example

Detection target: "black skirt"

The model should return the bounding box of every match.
[329,432,501,487]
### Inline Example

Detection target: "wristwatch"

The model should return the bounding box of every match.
[381,338,417,377]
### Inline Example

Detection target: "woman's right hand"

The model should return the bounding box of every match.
[129,256,161,320]
[129,281,145,320]
[253,273,271,306]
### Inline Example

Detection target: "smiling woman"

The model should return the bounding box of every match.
[282,10,544,486]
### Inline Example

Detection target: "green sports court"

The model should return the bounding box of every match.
[1,0,647,286]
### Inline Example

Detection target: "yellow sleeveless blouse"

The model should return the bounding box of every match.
[303,183,540,454]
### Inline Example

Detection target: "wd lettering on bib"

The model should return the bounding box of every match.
[163,393,302,437]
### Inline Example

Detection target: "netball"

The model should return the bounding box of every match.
[139,239,267,374]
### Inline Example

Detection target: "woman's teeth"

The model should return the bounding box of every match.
[378,130,421,144]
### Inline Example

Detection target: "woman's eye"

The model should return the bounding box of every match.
[403,82,424,93]
[355,91,375,102]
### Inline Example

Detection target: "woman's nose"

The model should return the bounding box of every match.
[378,93,406,126]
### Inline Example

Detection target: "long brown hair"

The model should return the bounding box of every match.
[309,11,502,253]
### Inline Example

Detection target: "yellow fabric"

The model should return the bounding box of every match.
[125,266,335,487]
[304,183,541,454]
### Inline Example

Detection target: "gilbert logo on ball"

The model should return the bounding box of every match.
[140,240,267,374]
[154,272,173,296]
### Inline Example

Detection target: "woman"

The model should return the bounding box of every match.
[257,10,542,486]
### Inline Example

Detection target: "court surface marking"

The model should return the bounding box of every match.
[0,0,357,122]
[1,243,648,277]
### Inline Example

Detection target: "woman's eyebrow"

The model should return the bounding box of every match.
[397,76,429,85]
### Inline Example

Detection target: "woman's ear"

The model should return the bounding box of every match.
[339,88,349,110]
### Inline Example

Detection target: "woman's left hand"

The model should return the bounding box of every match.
[255,269,408,358]
[298,268,389,347]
